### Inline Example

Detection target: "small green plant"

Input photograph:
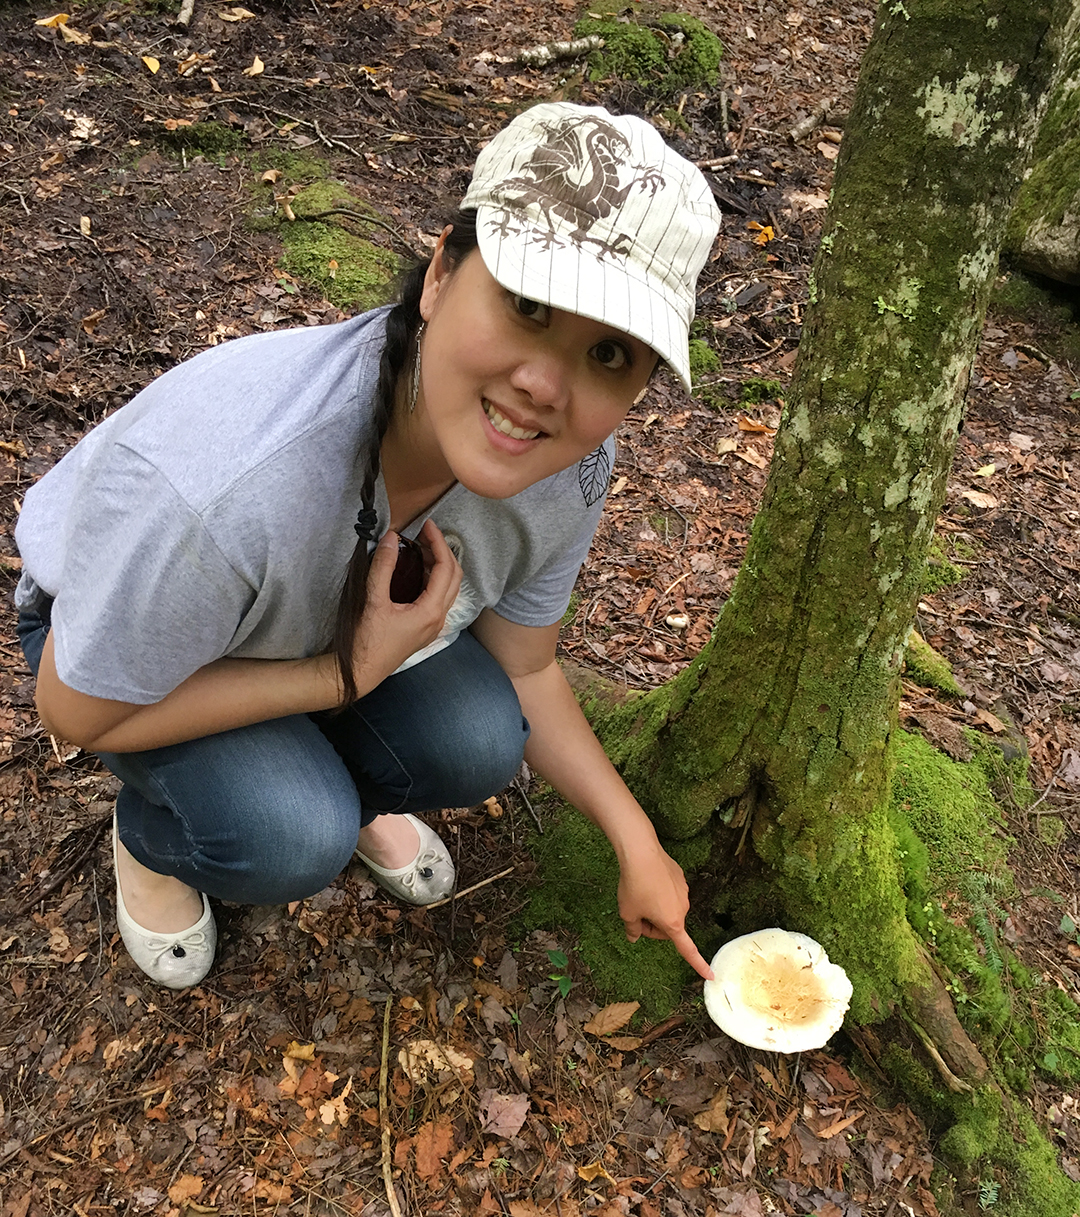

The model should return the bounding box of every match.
[491,1157,510,1178]
[1059,913,1080,944]
[977,1179,1001,1209]
[547,949,573,999]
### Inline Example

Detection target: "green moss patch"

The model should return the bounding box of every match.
[157,120,244,158]
[921,535,965,594]
[904,630,965,698]
[272,180,398,311]
[739,376,783,404]
[572,11,722,96]
[520,799,690,1019]
[687,337,720,385]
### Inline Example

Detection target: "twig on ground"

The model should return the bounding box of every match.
[1025,753,1071,817]
[696,154,739,170]
[379,997,403,1217]
[513,778,543,834]
[788,98,837,143]
[426,866,516,910]
[175,0,195,28]
[637,1015,686,1048]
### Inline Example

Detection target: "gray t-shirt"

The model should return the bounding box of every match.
[15,308,612,705]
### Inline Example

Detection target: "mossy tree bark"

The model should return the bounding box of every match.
[591,0,1078,1050]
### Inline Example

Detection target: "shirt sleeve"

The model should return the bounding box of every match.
[49,444,257,705]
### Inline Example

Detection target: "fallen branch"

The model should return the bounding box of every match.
[638,1014,686,1048]
[425,865,516,910]
[176,0,196,29]
[788,98,837,143]
[379,998,403,1217]
[517,34,604,68]
[696,154,739,170]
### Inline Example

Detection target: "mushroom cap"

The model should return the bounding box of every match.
[703,928,853,1053]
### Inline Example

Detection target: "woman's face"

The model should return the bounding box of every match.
[414,233,658,501]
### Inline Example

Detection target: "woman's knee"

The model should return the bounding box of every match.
[110,716,364,905]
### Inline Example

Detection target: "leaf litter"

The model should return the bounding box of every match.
[1,0,1078,1211]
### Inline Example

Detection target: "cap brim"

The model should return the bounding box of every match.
[473,204,694,394]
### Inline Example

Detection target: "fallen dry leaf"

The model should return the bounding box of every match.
[142,56,160,73]
[34,12,71,26]
[583,1001,639,1036]
[737,447,769,469]
[972,707,1006,734]
[605,1035,642,1050]
[243,55,265,76]
[415,1116,455,1179]
[167,1174,204,1204]
[817,141,839,160]
[737,415,777,435]
[399,1039,474,1083]
[693,1086,730,1134]
[479,1090,530,1138]
[960,489,998,509]
[577,1160,616,1186]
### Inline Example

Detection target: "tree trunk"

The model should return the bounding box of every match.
[1006,3,1080,283]
[592,0,1078,1035]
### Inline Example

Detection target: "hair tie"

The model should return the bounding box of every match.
[354,507,379,542]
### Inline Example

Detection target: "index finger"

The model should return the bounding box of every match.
[670,929,714,981]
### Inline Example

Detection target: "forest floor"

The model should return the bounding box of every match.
[1,0,1080,1215]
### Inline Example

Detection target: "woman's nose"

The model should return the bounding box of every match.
[509,348,572,411]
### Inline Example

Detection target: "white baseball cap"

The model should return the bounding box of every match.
[460,102,720,393]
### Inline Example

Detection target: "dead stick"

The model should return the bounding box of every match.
[514,779,543,835]
[176,0,195,28]
[696,154,739,169]
[379,998,403,1217]
[425,866,516,911]
[637,1015,686,1049]
[0,1086,168,1169]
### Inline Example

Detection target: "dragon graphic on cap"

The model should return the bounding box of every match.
[488,114,665,259]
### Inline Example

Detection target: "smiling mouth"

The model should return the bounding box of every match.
[483,399,542,441]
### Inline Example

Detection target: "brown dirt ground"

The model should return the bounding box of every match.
[1,0,1079,1214]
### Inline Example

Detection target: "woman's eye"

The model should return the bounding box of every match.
[592,340,630,370]
[514,296,551,323]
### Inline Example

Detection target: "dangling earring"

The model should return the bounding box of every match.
[409,322,426,414]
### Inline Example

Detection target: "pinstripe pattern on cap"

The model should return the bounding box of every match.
[460,102,720,392]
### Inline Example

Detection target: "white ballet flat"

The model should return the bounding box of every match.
[112,817,217,989]
[355,814,455,905]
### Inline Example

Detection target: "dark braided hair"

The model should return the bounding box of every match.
[330,210,480,705]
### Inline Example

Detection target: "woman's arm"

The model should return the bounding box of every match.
[469,608,713,980]
[38,523,462,753]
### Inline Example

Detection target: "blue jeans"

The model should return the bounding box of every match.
[17,602,529,905]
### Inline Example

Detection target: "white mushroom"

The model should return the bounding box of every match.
[703,928,853,1052]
